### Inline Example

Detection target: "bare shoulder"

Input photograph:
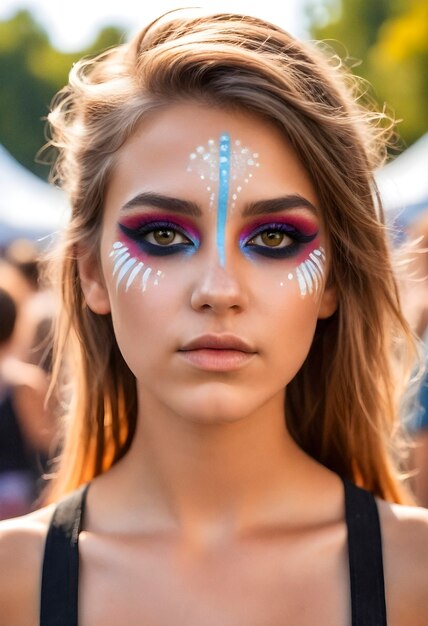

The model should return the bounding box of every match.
[377,498,428,625]
[0,505,54,626]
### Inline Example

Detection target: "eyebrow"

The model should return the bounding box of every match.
[121,192,202,216]
[242,195,318,217]
[121,192,318,218]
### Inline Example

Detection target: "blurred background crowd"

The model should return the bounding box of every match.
[0,237,58,518]
[0,0,427,517]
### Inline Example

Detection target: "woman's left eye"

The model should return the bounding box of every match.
[247,229,293,249]
[243,223,317,258]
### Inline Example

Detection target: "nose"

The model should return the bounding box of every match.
[190,262,248,314]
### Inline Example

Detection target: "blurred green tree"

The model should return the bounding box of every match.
[305,0,428,149]
[0,10,124,179]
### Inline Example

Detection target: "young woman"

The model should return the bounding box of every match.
[0,9,427,626]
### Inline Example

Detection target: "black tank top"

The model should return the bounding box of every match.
[39,476,387,625]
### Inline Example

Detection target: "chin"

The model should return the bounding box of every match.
[181,408,249,426]
[171,387,268,426]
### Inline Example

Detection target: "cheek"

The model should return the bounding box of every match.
[108,274,175,329]
[266,288,320,379]
[270,281,321,333]
[106,280,175,374]
[107,240,165,293]
[248,240,327,302]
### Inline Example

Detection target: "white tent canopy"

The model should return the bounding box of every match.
[375,132,428,224]
[0,144,70,246]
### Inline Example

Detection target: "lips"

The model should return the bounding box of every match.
[178,334,257,371]
[179,334,256,353]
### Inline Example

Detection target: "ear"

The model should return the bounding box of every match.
[318,283,338,319]
[77,247,111,315]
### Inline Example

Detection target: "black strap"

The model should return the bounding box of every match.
[342,477,387,626]
[39,478,387,625]
[40,484,89,626]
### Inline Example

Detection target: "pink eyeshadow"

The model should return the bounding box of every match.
[119,213,200,243]
[240,215,319,241]
[118,238,150,263]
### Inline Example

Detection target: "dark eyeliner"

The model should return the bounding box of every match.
[243,222,318,259]
[119,221,197,257]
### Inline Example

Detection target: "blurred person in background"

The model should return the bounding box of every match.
[401,210,428,507]
[0,287,46,518]
[1,238,56,366]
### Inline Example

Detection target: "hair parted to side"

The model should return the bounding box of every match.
[44,9,418,504]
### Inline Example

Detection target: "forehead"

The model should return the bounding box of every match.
[108,102,318,207]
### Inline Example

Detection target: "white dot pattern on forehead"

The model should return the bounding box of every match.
[187,137,260,210]
[109,242,165,293]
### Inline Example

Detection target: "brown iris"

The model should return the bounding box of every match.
[261,231,284,247]
[153,229,175,245]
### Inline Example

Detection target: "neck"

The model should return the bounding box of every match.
[109,389,320,538]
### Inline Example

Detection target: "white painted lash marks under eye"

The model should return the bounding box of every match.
[287,247,326,297]
[109,241,165,293]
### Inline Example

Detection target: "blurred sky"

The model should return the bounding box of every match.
[0,0,315,51]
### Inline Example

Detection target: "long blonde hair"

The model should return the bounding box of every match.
[43,10,417,504]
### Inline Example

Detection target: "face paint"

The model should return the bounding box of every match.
[217,133,231,266]
[187,134,260,265]
[239,214,326,298]
[109,241,165,292]
[109,213,200,293]
[291,246,326,297]
[118,214,200,258]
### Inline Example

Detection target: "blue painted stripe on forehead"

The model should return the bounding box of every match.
[217,133,231,266]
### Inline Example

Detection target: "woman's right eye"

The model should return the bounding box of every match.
[144,227,191,246]
[119,221,197,256]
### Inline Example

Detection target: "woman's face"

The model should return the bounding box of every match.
[87,102,336,423]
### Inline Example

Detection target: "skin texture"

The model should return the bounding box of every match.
[0,103,427,626]
[97,103,335,430]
